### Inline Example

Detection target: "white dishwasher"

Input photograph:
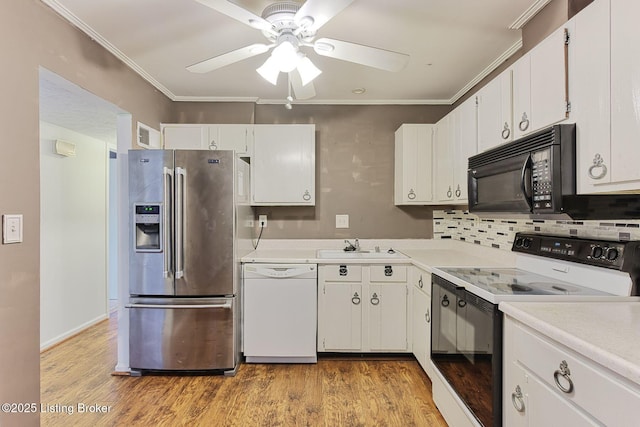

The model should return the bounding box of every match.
[243,264,317,363]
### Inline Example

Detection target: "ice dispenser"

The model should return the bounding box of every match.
[134,203,162,252]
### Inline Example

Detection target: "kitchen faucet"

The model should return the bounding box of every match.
[344,238,360,252]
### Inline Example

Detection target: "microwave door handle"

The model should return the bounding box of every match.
[520,154,533,211]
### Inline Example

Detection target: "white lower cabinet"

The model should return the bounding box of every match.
[318,264,408,353]
[504,316,640,426]
[410,267,432,378]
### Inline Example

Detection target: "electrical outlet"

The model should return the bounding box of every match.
[3,214,23,244]
[259,215,267,228]
[336,214,349,229]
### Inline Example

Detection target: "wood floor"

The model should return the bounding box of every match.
[41,311,447,426]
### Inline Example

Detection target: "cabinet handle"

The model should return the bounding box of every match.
[209,140,218,150]
[370,293,380,306]
[351,292,361,305]
[441,294,450,307]
[339,265,348,276]
[454,185,461,198]
[418,275,423,289]
[553,360,574,394]
[511,385,525,413]
[518,113,530,132]
[446,186,452,198]
[407,189,416,200]
[425,309,431,324]
[384,265,393,276]
[501,122,511,140]
[302,190,311,201]
[588,153,608,180]
[458,299,467,308]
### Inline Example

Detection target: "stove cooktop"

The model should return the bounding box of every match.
[435,267,613,297]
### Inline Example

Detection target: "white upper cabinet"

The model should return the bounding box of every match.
[608,0,640,188]
[512,24,569,140]
[434,96,477,204]
[162,125,208,149]
[162,124,253,156]
[571,0,640,193]
[477,68,513,152]
[251,124,315,206]
[394,124,434,205]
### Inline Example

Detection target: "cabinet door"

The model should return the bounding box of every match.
[477,69,513,152]
[570,0,612,193]
[454,97,477,202]
[610,1,640,187]
[411,284,432,376]
[162,126,207,149]
[512,55,532,139]
[217,125,253,157]
[394,124,433,205]
[320,282,362,351]
[252,124,315,205]
[433,113,455,202]
[368,283,407,351]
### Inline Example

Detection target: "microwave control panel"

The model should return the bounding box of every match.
[531,148,553,210]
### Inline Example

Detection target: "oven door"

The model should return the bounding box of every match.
[431,274,503,427]
[468,152,532,214]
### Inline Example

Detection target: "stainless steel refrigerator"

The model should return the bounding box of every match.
[127,149,253,375]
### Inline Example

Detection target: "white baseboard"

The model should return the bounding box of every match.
[40,313,108,352]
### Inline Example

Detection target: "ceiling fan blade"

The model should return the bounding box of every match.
[187,44,270,73]
[294,0,355,32]
[194,0,274,32]
[290,70,316,100]
[313,38,409,72]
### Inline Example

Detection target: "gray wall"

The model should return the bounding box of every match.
[0,1,172,426]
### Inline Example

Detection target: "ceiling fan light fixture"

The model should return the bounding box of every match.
[297,55,322,86]
[272,40,300,72]
[256,56,280,85]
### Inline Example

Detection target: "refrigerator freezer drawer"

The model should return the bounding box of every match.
[128,297,236,371]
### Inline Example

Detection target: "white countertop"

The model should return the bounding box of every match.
[500,301,640,385]
[241,239,516,267]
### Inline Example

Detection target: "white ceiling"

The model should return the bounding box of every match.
[42,0,550,105]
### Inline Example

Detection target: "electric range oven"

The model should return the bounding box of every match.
[430,233,640,427]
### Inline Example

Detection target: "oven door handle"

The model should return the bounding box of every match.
[520,154,533,212]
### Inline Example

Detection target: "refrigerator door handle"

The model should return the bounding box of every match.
[126,302,232,310]
[175,166,186,279]
[163,167,173,278]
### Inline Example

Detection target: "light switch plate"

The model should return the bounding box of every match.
[3,214,23,244]
[336,214,349,229]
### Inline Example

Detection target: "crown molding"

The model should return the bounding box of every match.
[41,0,177,100]
[509,0,553,30]
[449,38,523,104]
[41,0,523,106]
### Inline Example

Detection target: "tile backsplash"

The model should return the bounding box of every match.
[433,210,640,251]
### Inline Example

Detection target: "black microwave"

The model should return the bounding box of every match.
[468,124,576,215]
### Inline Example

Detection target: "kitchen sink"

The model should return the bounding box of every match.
[315,249,408,259]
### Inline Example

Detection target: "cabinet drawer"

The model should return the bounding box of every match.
[512,321,640,426]
[370,265,407,282]
[321,265,362,282]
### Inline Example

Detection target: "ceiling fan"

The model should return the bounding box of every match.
[187,0,410,100]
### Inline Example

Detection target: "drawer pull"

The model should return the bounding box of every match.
[511,385,525,413]
[384,266,393,276]
[418,275,423,289]
[351,292,361,305]
[339,265,348,276]
[553,360,574,394]
[370,293,380,306]
[425,309,431,324]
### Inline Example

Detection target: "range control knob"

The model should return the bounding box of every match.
[522,238,532,249]
[606,248,619,261]
[515,237,524,247]
[591,246,604,259]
